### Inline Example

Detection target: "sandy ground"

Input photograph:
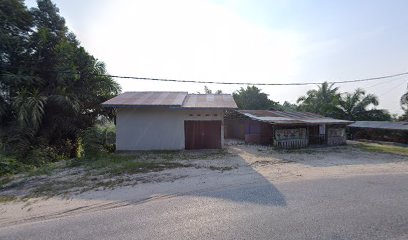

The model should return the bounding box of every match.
[1,141,408,227]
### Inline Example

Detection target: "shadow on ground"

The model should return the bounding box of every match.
[71,151,288,207]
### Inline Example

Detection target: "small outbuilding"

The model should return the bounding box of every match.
[225,110,352,149]
[348,121,408,144]
[102,92,237,151]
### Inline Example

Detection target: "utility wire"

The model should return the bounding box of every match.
[93,71,408,86]
[377,78,408,97]
[364,75,405,90]
[1,71,408,86]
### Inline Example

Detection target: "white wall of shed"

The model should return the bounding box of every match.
[116,108,225,151]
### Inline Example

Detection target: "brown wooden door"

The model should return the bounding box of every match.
[184,121,221,149]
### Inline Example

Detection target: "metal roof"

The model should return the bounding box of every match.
[102,92,188,107]
[348,121,408,131]
[102,92,237,109]
[237,110,352,125]
[182,94,238,109]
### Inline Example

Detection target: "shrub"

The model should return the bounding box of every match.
[81,123,116,159]
[25,145,61,166]
[0,154,30,176]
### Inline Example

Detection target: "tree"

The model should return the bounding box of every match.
[0,0,120,163]
[233,86,279,110]
[280,101,298,112]
[0,0,33,125]
[401,90,408,120]
[337,88,391,121]
[203,86,222,94]
[297,82,341,117]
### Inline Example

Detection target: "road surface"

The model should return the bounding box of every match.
[1,173,407,240]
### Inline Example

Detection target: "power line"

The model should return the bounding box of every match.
[364,75,406,90]
[2,70,408,86]
[377,78,408,97]
[95,71,408,86]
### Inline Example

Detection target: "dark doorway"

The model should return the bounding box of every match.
[308,125,326,145]
[184,120,222,149]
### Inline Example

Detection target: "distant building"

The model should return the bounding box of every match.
[225,110,352,149]
[348,121,408,144]
[102,92,237,150]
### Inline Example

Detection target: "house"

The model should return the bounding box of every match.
[225,110,352,149]
[348,121,408,144]
[102,92,237,150]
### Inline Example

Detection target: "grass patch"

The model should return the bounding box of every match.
[355,143,408,156]
[27,162,62,177]
[272,147,316,154]
[208,166,235,172]
[100,161,188,176]
[0,195,17,203]
[71,149,230,176]
[1,149,232,199]
[70,153,190,176]
[0,176,14,188]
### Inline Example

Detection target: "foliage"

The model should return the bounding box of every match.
[233,86,280,110]
[400,112,408,121]
[0,154,31,176]
[297,82,390,120]
[202,86,222,94]
[401,91,408,121]
[336,88,391,121]
[280,101,298,112]
[81,123,116,159]
[297,82,341,117]
[401,91,408,108]
[0,0,120,163]
[355,142,408,156]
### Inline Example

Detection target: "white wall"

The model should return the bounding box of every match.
[116,108,224,150]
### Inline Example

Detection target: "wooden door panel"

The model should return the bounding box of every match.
[185,121,221,149]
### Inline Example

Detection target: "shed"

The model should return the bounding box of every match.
[225,110,352,149]
[102,92,238,150]
[348,121,408,144]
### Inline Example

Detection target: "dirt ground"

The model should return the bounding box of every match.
[1,140,408,227]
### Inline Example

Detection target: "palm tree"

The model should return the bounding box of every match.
[297,82,341,117]
[337,88,391,121]
[13,89,47,131]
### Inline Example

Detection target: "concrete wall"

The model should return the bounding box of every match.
[116,108,224,151]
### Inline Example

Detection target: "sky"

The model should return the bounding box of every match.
[25,0,408,114]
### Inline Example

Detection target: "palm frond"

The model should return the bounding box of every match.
[12,89,47,130]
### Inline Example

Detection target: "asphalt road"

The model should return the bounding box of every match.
[1,174,407,240]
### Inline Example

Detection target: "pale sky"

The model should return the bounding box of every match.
[25,0,408,114]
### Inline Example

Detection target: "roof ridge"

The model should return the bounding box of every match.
[187,93,232,95]
[123,91,188,93]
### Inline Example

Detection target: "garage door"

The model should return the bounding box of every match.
[184,120,221,149]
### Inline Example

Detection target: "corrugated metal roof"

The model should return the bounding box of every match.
[237,110,352,125]
[348,121,408,131]
[102,92,188,107]
[182,94,238,109]
[102,92,237,109]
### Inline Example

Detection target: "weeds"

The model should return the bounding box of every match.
[0,149,233,200]
[354,143,408,156]
[208,166,235,172]
[0,195,17,203]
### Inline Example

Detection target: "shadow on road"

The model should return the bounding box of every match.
[191,182,286,206]
[64,149,288,207]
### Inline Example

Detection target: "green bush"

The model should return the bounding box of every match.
[25,145,61,166]
[81,123,116,159]
[0,154,30,176]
